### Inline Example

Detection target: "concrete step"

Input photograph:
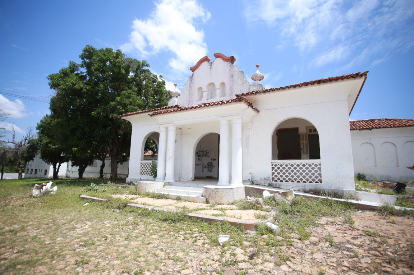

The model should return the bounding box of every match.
[163,185,204,192]
[156,188,203,197]
[168,181,215,188]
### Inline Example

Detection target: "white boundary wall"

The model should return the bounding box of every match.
[351,127,414,181]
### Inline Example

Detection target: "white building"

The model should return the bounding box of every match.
[25,54,414,187]
[351,119,414,181]
[25,154,67,179]
[121,53,369,192]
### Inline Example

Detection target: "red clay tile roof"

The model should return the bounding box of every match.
[121,105,179,118]
[350,119,414,130]
[238,71,369,97]
[149,97,259,117]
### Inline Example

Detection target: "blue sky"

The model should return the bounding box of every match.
[1,0,413,141]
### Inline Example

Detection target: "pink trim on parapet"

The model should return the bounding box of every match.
[190,56,211,72]
[214,53,236,63]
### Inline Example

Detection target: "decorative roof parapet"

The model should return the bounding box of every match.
[350,118,414,131]
[214,53,236,63]
[239,71,369,97]
[190,56,211,72]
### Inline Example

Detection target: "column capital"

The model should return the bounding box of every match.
[167,124,177,131]
[218,115,242,122]
[232,117,243,124]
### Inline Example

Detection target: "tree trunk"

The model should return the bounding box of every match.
[1,162,4,180]
[78,164,87,179]
[110,120,119,181]
[99,158,106,179]
[110,152,117,181]
[17,159,23,179]
[52,163,61,180]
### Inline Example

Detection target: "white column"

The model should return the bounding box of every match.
[156,126,167,181]
[165,125,176,182]
[231,118,243,186]
[218,119,230,186]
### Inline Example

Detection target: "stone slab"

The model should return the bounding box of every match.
[137,181,165,194]
[187,213,258,230]
[79,195,108,202]
[203,185,245,204]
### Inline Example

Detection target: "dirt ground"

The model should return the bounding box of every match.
[1,188,413,274]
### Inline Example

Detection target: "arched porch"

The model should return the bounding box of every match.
[271,118,322,184]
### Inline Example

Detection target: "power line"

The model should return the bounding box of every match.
[0,89,50,104]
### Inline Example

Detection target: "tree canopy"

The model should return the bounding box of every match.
[47,45,170,179]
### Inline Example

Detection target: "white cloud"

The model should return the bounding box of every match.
[313,45,350,67]
[121,0,210,74]
[244,0,414,67]
[0,95,27,118]
[11,44,28,51]
[262,71,283,88]
[0,122,25,134]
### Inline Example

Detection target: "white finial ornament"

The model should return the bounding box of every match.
[170,83,180,98]
[249,64,265,92]
[168,83,180,106]
[251,64,264,82]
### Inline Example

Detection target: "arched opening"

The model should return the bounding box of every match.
[140,132,159,178]
[194,133,219,179]
[271,118,321,184]
[141,132,159,160]
[197,87,203,101]
[219,82,226,97]
[272,118,320,160]
[207,83,216,100]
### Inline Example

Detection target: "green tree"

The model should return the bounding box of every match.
[48,45,170,180]
[34,115,69,179]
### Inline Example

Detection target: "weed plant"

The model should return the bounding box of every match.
[263,196,353,240]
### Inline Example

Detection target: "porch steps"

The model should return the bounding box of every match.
[155,184,207,203]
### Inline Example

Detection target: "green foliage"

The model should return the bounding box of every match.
[145,138,158,155]
[396,195,414,208]
[150,160,157,179]
[234,199,263,210]
[324,236,335,247]
[378,203,414,217]
[259,196,354,245]
[47,45,171,180]
[85,183,99,192]
[356,173,367,181]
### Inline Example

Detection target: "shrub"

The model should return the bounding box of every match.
[356,173,367,181]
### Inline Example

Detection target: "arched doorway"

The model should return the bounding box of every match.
[194,133,219,179]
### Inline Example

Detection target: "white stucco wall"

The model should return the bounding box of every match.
[178,57,250,108]
[24,154,67,179]
[351,127,414,181]
[65,158,129,178]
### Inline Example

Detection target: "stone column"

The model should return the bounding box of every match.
[231,118,243,186]
[156,126,167,181]
[218,119,230,186]
[165,124,176,182]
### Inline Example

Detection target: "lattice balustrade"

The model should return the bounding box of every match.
[271,160,322,183]
[140,161,156,176]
